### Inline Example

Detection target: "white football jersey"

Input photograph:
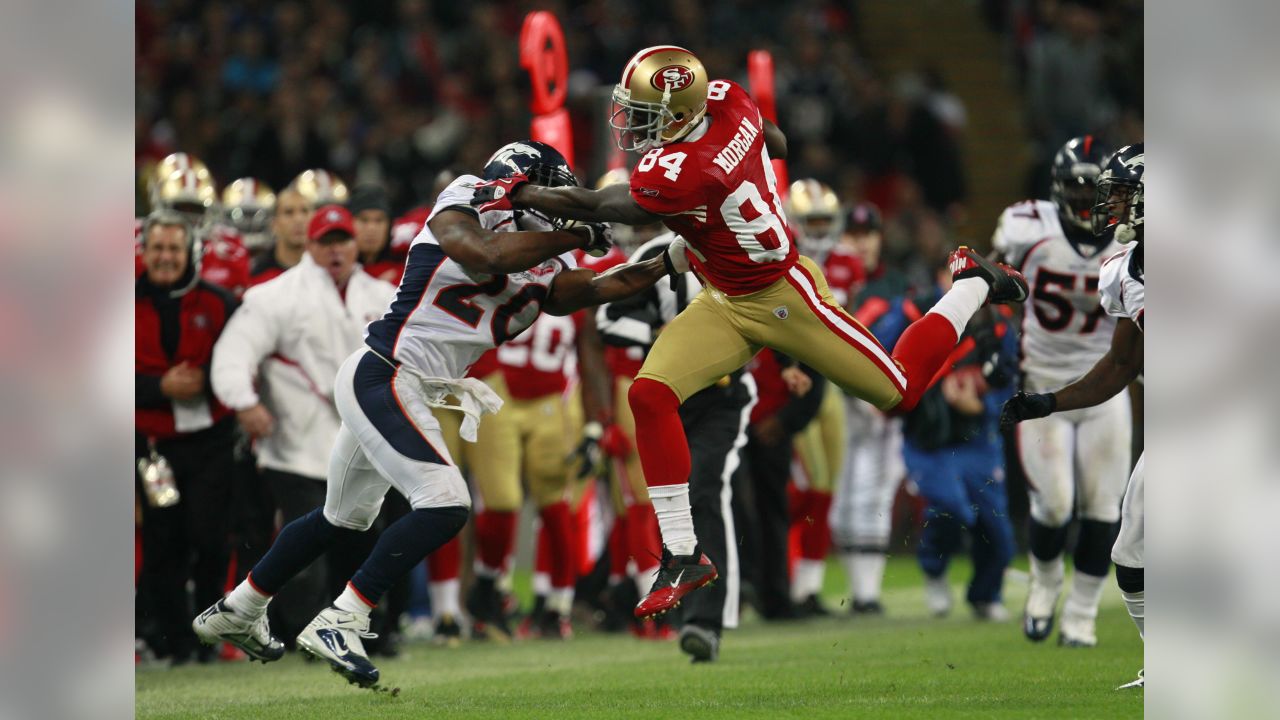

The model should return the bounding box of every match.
[1098,243,1144,331]
[993,199,1123,388]
[364,175,576,379]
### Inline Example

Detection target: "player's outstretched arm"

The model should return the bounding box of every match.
[763,119,788,160]
[1051,316,1143,412]
[431,208,590,275]
[542,256,669,316]
[1001,316,1142,428]
[514,182,660,226]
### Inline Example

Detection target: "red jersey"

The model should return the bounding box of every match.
[390,207,431,260]
[497,313,579,400]
[469,348,500,379]
[820,245,866,309]
[628,80,797,296]
[748,350,788,423]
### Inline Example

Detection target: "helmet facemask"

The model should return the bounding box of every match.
[1092,177,1143,244]
[610,86,681,153]
[1052,169,1101,233]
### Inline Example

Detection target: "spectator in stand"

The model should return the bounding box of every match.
[135,210,239,664]
[249,187,312,286]
[348,184,402,284]
[1027,1,1113,150]
[211,205,396,646]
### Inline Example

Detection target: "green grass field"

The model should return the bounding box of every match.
[136,557,1144,719]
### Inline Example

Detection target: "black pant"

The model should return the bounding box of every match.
[260,468,328,645]
[228,433,274,584]
[738,430,795,619]
[679,376,753,636]
[135,420,236,660]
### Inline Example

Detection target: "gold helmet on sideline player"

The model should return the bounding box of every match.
[222,177,277,253]
[290,169,349,208]
[610,46,709,153]
[786,179,844,259]
[148,152,212,210]
[153,168,219,233]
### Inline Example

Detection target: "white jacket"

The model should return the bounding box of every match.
[212,254,396,479]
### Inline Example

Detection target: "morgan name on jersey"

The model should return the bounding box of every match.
[1099,243,1144,331]
[993,198,1122,388]
[627,79,797,297]
[364,175,576,380]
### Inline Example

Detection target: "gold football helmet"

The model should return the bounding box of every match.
[154,168,219,231]
[611,46,709,153]
[786,179,843,258]
[223,177,277,252]
[290,169,349,208]
[149,152,212,209]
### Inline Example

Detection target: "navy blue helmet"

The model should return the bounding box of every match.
[1050,135,1111,233]
[481,140,578,230]
[482,140,578,189]
[1092,143,1144,244]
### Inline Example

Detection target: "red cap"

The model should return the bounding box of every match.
[308,204,355,241]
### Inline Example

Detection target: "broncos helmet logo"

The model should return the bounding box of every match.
[487,142,542,175]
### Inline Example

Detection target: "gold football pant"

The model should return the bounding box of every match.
[792,381,847,493]
[635,256,906,411]
[435,378,575,512]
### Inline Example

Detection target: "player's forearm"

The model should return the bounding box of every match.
[549,257,667,315]
[517,184,655,225]
[1050,351,1141,413]
[446,228,585,275]
[575,317,613,424]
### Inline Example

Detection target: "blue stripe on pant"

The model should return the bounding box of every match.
[353,351,449,465]
[905,442,1014,605]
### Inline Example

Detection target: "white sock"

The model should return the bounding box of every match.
[548,587,574,615]
[648,483,697,556]
[225,577,271,618]
[429,579,461,618]
[1030,554,1065,589]
[927,277,988,336]
[792,559,825,602]
[334,583,374,616]
[634,564,659,598]
[532,571,552,597]
[1063,571,1105,622]
[1121,590,1145,639]
[851,552,888,603]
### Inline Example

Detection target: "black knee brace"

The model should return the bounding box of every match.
[1074,519,1121,577]
[1114,564,1144,594]
[1028,518,1069,562]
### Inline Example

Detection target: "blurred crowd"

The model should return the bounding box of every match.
[134,0,1141,667]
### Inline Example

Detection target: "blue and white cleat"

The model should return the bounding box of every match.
[192,599,285,663]
[296,607,380,688]
[1116,669,1144,690]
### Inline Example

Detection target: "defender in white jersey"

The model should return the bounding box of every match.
[991,136,1131,647]
[194,141,687,688]
[1002,144,1144,687]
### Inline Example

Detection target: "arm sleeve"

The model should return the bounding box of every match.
[776,365,826,435]
[210,288,280,411]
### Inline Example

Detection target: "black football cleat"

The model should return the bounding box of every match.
[851,599,885,616]
[466,576,513,642]
[635,546,718,619]
[948,246,1029,304]
[679,624,720,664]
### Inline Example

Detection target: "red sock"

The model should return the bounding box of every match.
[473,509,517,574]
[801,490,833,561]
[428,535,461,581]
[540,501,576,591]
[535,522,552,580]
[891,313,960,412]
[626,503,662,574]
[608,515,629,581]
[627,378,690,488]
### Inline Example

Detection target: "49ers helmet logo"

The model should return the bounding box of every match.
[651,65,695,92]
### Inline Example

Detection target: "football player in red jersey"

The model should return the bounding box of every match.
[473,46,1029,618]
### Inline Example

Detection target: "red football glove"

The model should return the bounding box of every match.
[470,173,530,213]
[599,423,633,458]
